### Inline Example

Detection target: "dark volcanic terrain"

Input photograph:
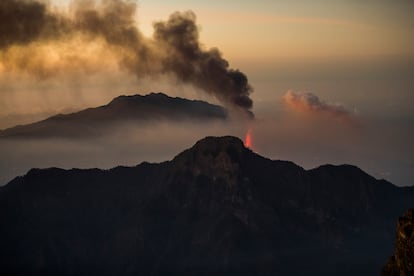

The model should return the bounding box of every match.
[0,93,227,138]
[0,136,413,275]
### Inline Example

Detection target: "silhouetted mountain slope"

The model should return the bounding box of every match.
[382,209,414,276]
[0,93,227,138]
[0,136,413,276]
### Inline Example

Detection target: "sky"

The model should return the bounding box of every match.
[136,0,414,59]
[0,0,413,186]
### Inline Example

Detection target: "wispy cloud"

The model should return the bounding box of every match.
[282,90,356,124]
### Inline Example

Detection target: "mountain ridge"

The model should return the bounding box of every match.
[0,92,228,138]
[0,136,413,275]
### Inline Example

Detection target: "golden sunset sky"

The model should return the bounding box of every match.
[136,0,414,60]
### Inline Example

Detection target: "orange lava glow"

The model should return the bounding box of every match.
[245,129,252,148]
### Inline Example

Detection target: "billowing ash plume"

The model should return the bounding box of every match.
[0,0,55,47]
[153,12,253,110]
[0,0,253,113]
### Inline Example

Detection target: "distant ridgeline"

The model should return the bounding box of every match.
[0,136,413,276]
[0,93,228,139]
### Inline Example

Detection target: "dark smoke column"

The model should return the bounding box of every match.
[153,11,254,116]
[0,1,254,116]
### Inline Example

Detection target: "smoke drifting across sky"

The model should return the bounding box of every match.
[283,90,356,125]
[0,0,253,114]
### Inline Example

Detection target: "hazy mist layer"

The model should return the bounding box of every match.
[1,108,413,187]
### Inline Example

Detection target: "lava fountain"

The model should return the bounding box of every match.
[244,128,252,148]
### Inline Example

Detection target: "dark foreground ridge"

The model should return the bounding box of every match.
[0,92,227,138]
[0,136,413,276]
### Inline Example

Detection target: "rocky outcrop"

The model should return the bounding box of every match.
[382,209,414,276]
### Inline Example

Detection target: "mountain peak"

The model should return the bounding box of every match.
[174,136,247,163]
[172,136,249,183]
[108,92,169,104]
[105,92,228,120]
[193,135,245,151]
